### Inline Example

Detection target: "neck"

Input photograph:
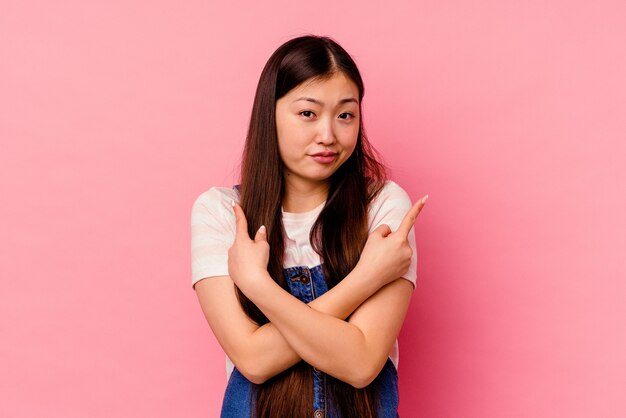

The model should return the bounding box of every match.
[282,176,329,213]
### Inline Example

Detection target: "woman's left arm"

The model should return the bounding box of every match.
[229,200,421,389]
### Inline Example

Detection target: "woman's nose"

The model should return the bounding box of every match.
[315,119,336,145]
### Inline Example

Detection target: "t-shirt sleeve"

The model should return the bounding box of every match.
[190,187,237,289]
[368,181,418,288]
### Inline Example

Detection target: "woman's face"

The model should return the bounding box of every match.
[275,72,360,189]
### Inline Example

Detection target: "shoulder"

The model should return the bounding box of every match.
[192,186,240,213]
[368,180,419,286]
[191,186,240,229]
[370,180,412,212]
[367,180,413,232]
[190,187,239,287]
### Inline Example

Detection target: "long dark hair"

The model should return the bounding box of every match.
[237,34,388,418]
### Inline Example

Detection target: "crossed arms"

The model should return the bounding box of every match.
[193,197,426,388]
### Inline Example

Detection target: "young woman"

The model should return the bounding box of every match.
[191,35,427,418]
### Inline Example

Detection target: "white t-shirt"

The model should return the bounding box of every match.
[191,180,417,380]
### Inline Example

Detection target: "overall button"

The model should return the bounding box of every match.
[299,274,310,284]
[313,409,324,418]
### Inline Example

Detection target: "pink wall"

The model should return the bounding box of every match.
[1,1,625,417]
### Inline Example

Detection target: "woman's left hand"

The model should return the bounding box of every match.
[227,201,270,293]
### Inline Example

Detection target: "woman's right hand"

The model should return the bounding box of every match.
[356,195,428,289]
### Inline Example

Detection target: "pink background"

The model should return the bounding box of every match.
[1,1,625,417]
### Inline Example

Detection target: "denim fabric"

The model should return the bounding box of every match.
[220,263,400,418]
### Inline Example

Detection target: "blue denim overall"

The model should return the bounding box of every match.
[220,263,401,417]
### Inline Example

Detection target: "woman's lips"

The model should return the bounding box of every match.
[310,154,337,164]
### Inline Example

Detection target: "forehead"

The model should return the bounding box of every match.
[287,72,359,98]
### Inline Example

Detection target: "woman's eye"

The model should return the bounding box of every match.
[300,110,315,118]
[339,112,354,120]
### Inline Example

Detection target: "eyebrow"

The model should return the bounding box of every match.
[292,97,359,106]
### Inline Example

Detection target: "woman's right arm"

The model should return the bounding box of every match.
[194,262,384,384]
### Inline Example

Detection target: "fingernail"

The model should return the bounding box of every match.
[231,200,235,207]
[258,225,266,233]
[421,195,429,204]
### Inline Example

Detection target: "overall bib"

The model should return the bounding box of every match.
[220,264,401,417]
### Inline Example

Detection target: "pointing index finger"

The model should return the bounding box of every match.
[396,195,428,237]
[231,200,249,240]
